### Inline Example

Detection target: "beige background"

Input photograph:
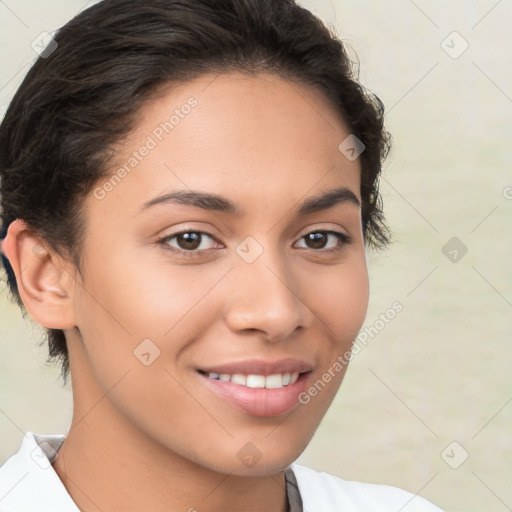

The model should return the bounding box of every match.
[1,1,511,511]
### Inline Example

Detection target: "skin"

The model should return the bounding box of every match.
[3,71,369,512]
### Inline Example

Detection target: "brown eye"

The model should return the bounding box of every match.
[305,232,329,249]
[175,232,202,251]
[159,230,219,256]
[295,230,351,251]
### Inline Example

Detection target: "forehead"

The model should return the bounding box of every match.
[92,71,361,219]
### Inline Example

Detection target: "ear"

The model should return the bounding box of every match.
[2,219,77,329]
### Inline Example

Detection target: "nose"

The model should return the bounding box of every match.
[223,248,312,342]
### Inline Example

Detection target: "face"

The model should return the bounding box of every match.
[71,71,369,476]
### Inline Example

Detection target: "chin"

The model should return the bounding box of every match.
[211,454,302,478]
[210,431,315,478]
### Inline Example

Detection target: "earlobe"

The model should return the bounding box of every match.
[2,219,77,329]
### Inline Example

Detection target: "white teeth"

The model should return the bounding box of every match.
[265,374,284,389]
[206,371,302,389]
[231,374,247,385]
[246,375,266,388]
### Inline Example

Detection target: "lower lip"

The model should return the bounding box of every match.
[199,372,310,417]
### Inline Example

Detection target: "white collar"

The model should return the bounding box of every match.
[0,432,79,511]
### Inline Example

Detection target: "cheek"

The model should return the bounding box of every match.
[71,247,232,399]
[303,252,369,343]
[75,246,218,340]
[294,253,369,404]
[72,261,225,456]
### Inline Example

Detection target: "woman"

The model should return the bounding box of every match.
[0,0,443,510]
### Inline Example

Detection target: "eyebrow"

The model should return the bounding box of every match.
[141,186,360,216]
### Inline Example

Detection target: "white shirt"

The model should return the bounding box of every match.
[0,432,443,511]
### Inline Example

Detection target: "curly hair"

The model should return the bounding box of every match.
[0,0,392,383]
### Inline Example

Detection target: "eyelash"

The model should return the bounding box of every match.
[157,229,352,258]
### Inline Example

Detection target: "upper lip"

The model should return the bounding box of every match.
[198,358,314,376]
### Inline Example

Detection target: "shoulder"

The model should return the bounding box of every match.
[290,463,443,512]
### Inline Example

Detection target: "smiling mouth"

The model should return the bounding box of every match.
[196,358,314,416]
[197,370,305,389]
[197,368,312,417]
